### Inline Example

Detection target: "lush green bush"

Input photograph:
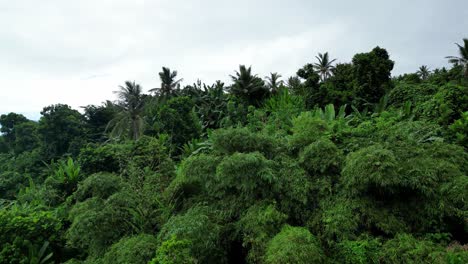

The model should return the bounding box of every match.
[299,138,342,176]
[66,191,136,256]
[102,234,157,264]
[73,173,123,202]
[213,152,276,214]
[236,203,287,263]
[342,144,399,196]
[388,82,438,107]
[149,235,197,264]
[0,205,62,264]
[155,96,201,151]
[289,112,330,151]
[379,234,460,263]
[450,111,468,148]
[418,83,468,125]
[157,206,226,263]
[212,127,279,158]
[312,198,361,245]
[78,143,130,174]
[264,225,326,264]
[272,155,312,223]
[336,236,381,264]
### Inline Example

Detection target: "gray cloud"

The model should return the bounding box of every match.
[1,0,467,119]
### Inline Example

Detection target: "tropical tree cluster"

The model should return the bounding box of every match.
[0,40,467,263]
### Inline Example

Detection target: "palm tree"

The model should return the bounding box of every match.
[313,52,337,82]
[149,67,183,96]
[265,72,283,93]
[229,65,268,106]
[107,81,145,140]
[446,38,468,78]
[417,65,431,80]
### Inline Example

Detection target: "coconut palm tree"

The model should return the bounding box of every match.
[265,72,283,93]
[446,38,468,78]
[149,67,183,96]
[107,81,145,140]
[417,65,431,80]
[313,52,337,82]
[229,65,268,106]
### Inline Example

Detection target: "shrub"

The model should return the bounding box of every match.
[299,138,343,176]
[264,225,326,264]
[66,192,136,256]
[212,127,278,158]
[449,111,468,148]
[102,234,157,264]
[78,143,130,174]
[342,144,399,196]
[213,152,276,213]
[157,206,226,263]
[336,236,381,264]
[73,173,123,202]
[0,206,62,264]
[289,112,329,151]
[378,234,447,264]
[236,203,287,263]
[150,235,197,264]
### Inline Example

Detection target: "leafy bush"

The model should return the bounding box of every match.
[418,84,468,125]
[213,152,276,213]
[449,111,468,148]
[236,203,287,263]
[0,205,62,264]
[264,225,326,264]
[299,138,342,176]
[102,234,157,264]
[336,236,381,264]
[313,198,360,244]
[342,144,399,196]
[149,235,196,264]
[78,143,130,174]
[0,171,23,200]
[157,206,226,263]
[73,173,123,202]
[212,127,278,158]
[388,82,437,107]
[378,234,448,264]
[155,96,201,151]
[272,155,311,223]
[165,154,220,209]
[289,112,329,151]
[66,191,136,256]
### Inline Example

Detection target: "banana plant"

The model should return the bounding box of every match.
[27,241,53,264]
[311,103,350,123]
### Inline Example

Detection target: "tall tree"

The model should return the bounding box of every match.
[265,72,283,93]
[313,52,337,82]
[296,63,321,108]
[352,46,394,106]
[149,67,183,96]
[446,38,468,78]
[229,65,269,106]
[0,113,28,149]
[83,101,118,143]
[417,65,431,80]
[38,104,86,159]
[156,96,201,152]
[108,81,145,140]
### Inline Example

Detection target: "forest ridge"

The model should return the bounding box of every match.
[0,39,467,263]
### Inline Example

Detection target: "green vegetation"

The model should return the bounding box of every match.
[1,41,467,263]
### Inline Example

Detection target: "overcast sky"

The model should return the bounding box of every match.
[1,0,467,120]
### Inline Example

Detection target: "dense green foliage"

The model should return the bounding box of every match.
[1,42,467,263]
